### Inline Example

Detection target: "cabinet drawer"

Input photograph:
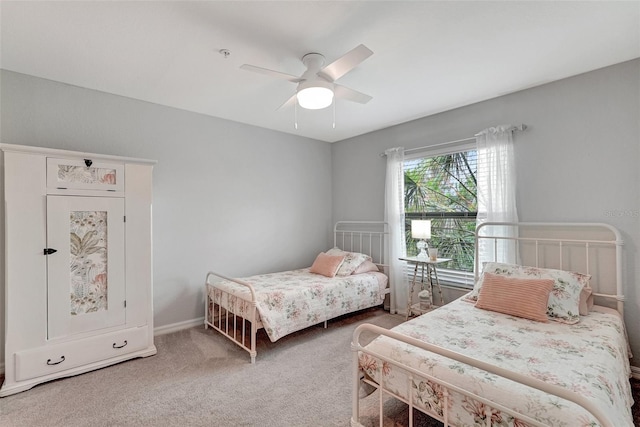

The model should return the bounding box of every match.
[15,326,148,381]
[47,157,124,192]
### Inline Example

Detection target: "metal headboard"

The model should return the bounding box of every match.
[475,222,624,315]
[333,221,389,268]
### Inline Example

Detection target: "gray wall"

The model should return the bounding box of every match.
[331,59,640,366]
[0,71,333,358]
[1,59,639,369]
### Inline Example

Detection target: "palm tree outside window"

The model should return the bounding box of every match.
[404,148,477,287]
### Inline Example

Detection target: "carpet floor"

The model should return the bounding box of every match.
[0,308,638,426]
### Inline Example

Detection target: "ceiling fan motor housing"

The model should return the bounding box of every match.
[301,53,326,72]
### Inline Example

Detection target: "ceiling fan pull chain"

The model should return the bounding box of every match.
[294,98,298,130]
[333,100,336,129]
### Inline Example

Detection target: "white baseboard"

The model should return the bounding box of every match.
[153,317,204,336]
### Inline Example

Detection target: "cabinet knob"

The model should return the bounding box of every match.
[84,159,93,167]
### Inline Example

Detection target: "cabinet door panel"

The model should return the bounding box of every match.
[47,196,126,339]
[47,157,124,192]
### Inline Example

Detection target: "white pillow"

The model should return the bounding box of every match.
[352,260,380,275]
[326,247,371,277]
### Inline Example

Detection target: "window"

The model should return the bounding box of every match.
[404,146,477,287]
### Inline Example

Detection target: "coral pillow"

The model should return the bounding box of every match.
[579,286,594,315]
[475,273,555,322]
[309,252,346,278]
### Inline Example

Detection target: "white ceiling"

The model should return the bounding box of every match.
[2,1,639,143]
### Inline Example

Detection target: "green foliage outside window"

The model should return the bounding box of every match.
[404,150,477,272]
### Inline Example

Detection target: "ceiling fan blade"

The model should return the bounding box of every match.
[240,64,302,83]
[334,84,372,104]
[319,44,373,82]
[277,93,297,110]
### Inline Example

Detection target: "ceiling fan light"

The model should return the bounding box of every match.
[297,81,334,110]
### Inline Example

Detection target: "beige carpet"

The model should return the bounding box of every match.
[0,309,637,426]
[0,308,408,426]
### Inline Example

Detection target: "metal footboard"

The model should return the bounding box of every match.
[204,271,259,364]
[351,323,613,427]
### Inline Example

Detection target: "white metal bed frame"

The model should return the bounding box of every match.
[205,221,389,363]
[351,222,625,427]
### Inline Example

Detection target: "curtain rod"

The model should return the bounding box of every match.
[379,124,527,157]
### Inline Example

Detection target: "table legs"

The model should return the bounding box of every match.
[429,266,445,307]
[406,263,446,319]
[406,263,419,320]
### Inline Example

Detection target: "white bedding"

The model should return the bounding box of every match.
[360,297,633,426]
[207,268,387,342]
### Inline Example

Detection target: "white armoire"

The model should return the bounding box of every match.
[0,143,157,396]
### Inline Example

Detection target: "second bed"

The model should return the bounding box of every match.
[205,221,390,363]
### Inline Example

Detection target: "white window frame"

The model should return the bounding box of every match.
[404,140,477,290]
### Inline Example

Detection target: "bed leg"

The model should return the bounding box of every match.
[204,294,209,329]
[484,408,492,427]
[351,343,361,427]
[250,304,257,364]
[443,389,450,427]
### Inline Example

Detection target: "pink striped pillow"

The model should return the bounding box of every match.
[475,272,555,322]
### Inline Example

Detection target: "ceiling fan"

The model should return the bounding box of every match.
[240,44,373,110]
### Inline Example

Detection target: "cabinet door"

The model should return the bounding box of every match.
[47,196,126,339]
[47,158,124,192]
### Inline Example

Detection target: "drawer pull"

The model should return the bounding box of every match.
[113,340,128,349]
[46,356,65,366]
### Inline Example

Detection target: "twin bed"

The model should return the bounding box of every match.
[352,222,632,426]
[205,221,390,363]
[204,221,633,426]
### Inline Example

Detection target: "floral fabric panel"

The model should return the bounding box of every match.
[360,298,633,426]
[467,262,590,324]
[58,165,117,185]
[325,247,372,276]
[70,211,108,315]
[208,269,387,342]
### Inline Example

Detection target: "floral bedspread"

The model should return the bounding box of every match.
[359,298,633,426]
[208,269,387,342]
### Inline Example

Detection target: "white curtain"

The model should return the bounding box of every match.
[384,147,407,314]
[476,125,519,266]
